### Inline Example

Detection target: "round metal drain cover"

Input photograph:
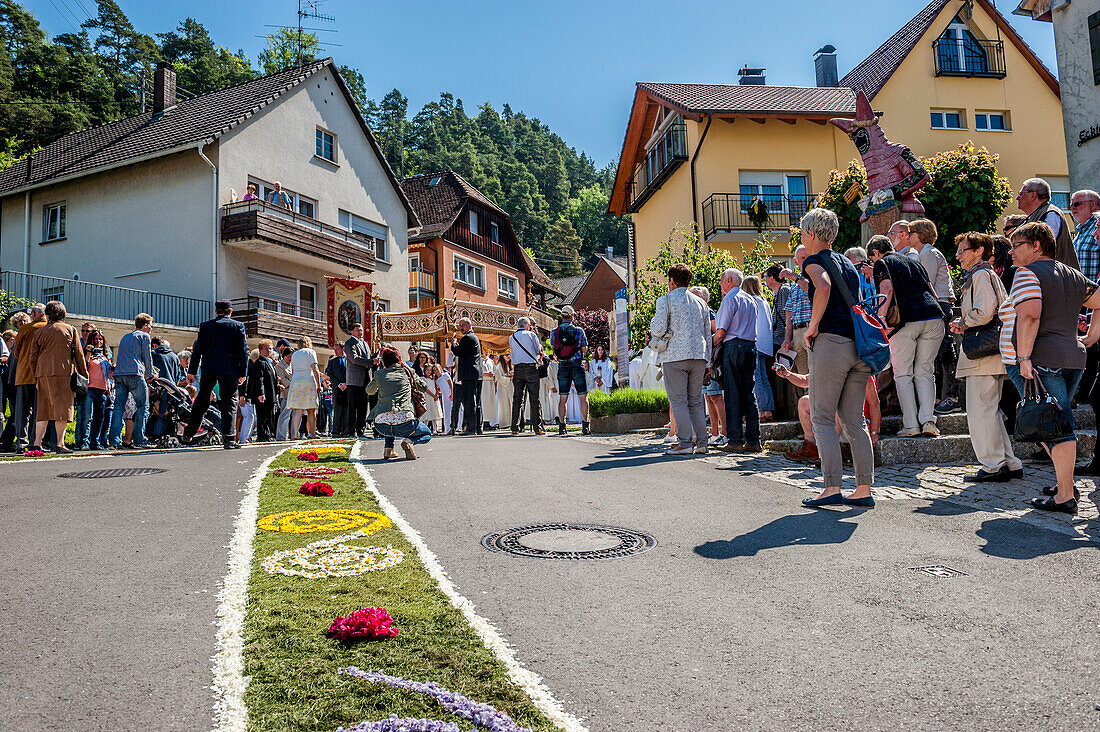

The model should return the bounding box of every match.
[481,523,656,561]
[59,467,167,479]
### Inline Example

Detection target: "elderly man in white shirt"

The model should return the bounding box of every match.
[649,262,713,455]
[508,318,545,434]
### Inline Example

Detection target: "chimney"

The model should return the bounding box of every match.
[606,246,614,259]
[737,66,766,86]
[814,45,838,87]
[153,62,176,116]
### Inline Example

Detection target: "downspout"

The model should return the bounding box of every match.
[23,191,30,299]
[689,113,713,246]
[197,141,218,306]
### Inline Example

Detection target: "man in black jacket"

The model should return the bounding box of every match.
[343,324,372,437]
[248,339,278,441]
[183,299,249,448]
[325,343,349,436]
[451,317,482,435]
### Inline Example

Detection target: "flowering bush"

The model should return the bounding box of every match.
[273,466,347,478]
[329,607,400,641]
[299,481,334,497]
[24,449,45,457]
[297,451,319,462]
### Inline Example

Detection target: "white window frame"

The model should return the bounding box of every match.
[315,127,337,163]
[375,298,390,312]
[339,209,389,262]
[453,254,485,290]
[974,112,1009,131]
[490,220,500,244]
[498,272,518,302]
[249,177,318,218]
[408,253,420,271]
[469,209,479,236]
[930,110,966,130]
[43,202,66,242]
[246,268,318,317]
[737,172,809,213]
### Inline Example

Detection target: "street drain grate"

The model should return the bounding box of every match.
[481,523,657,561]
[59,467,167,479]
[911,565,967,578]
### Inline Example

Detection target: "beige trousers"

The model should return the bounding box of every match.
[965,374,1022,472]
[793,326,810,390]
[890,318,945,430]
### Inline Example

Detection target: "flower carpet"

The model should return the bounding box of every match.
[236,441,562,732]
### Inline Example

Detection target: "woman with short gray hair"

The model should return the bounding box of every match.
[797,208,876,508]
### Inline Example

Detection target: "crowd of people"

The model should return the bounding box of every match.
[648,181,1100,515]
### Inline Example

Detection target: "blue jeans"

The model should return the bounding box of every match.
[754,353,775,412]
[80,388,108,448]
[557,360,588,395]
[1006,364,1082,446]
[74,394,89,447]
[721,338,759,445]
[110,375,150,447]
[375,419,432,449]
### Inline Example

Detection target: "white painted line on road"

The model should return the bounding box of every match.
[350,441,588,732]
[211,446,289,732]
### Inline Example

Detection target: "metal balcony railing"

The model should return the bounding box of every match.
[701,193,819,239]
[933,37,1006,78]
[228,296,323,322]
[1,270,209,328]
[628,122,688,213]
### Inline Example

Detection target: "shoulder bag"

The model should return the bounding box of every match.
[648,294,673,353]
[399,362,428,419]
[70,328,89,401]
[510,332,548,378]
[818,253,892,373]
[1014,375,1072,443]
[961,270,1003,360]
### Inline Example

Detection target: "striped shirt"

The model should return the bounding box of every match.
[998,268,1042,365]
[784,281,811,327]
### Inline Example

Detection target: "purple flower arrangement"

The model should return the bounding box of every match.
[337,668,532,732]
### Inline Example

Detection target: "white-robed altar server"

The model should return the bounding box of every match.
[543,358,559,425]
[494,353,514,430]
[480,355,497,428]
[435,365,453,434]
[588,345,614,394]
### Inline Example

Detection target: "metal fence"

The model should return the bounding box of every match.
[1,270,209,328]
[701,193,818,239]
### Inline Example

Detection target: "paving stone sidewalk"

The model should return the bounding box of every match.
[577,433,1100,543]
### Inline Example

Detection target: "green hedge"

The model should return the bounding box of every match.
[588,388,669,419]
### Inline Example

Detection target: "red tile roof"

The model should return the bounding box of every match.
[401,171,507,242]
[637,82,857,116]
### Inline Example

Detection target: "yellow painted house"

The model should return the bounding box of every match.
[609,0,1067,274]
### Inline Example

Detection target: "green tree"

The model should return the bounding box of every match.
[338,64,370,113]
[818,160,868,251]
[567,183,628,258]
[919,142,1013,252]
[158,18,254,94]
[82,0,154,114]
[257,26,319,74]
[541,217,583,277]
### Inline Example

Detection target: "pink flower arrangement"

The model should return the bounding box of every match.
[24,449,45,457]
[274,466,347,478]
[297,451,319,462]
[329,607,400,641]
[299,481,334,497]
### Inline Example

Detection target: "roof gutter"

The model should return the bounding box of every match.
[197,141,218,306]
[690,113,713,243]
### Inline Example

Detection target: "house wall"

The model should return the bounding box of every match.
[1048,2,1100,192]
[571,260,627,313]
[216,67,410,318]
[435,237,527,309]
[0,150,214,306]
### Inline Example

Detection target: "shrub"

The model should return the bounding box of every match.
[818,160,868,251]
[588,388,669,419]
[919,142,1012,252]
[571,308,609,351]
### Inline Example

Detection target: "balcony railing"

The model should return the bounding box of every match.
[221,199,376,272]
[933,37,1006,78]
[409,267,436,294]
[701,193,819,239]
[628,122,688,213]
[1,270,208,328]
[229,296,328,344]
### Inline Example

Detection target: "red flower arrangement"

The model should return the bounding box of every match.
[329,607,400,641]
[24,449,45,457]
[299,481,334,497]
[296,451,319,462]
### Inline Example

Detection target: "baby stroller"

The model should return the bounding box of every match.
[146,377,223,447]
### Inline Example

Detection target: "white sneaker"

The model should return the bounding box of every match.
[694,444,708,455]
[665,444,694,455]
[921,422,940,437]
[663,434,677,443]
[897,427,921,438]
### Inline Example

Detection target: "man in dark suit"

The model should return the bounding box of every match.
[183,299,249,448]
[451,317,482,435]
[325,342,349,436]
[248,338,278,441]
[343,323,372,437]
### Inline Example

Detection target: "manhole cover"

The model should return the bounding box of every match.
[911,565,967,578]
[59,467,167,479]
[481,523,656,561]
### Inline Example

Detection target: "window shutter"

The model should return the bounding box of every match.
[247,269,298,305]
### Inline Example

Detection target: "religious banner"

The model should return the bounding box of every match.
[376,304,450,342]
[325,277,373,348]
[446,300,526,336]
[613,287,629,385]
[376,300,531,347]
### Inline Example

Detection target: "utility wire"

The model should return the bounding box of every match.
[46,0,80,33]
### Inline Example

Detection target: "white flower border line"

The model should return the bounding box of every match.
[262,530,404,579]
[349,441,588,732]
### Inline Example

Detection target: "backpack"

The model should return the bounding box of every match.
[818,253,891,373]
[555,323,581,359]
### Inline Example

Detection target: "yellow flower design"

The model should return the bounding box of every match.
[257,509,391,534]
[288,445,348,455]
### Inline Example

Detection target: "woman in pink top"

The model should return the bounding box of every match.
[84,331,112,450]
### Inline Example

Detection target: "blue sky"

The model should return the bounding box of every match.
[25,0,1057,168]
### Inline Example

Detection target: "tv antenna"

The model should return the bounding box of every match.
[259,0,341,69]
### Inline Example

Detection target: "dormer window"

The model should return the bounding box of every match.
[933,14,1005,78]
[490,221,500,244]
[469,209,479,235]
[429,175,442,187]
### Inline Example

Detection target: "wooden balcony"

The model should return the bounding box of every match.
[531,306,558,333]
[230,297,328,344]
[221,200,376,273]
[409,267,436,293]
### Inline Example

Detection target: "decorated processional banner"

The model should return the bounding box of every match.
[325,277,373,348]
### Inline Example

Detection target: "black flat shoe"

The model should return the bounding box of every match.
[802,493,845,508]
[1040,485,1080,501]
[842,495,876,508]
[1030,496,1078,514]
[964,467,1012,483]
[1006,468,1024,480]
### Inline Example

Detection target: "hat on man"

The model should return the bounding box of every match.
[215,298,232,309]
[561,305,575,317]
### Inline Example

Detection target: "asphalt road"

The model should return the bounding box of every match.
[0,445,283,731]
[366,433,1100,732]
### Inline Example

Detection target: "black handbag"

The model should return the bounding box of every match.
[1013,375,1072,444]
[70,330,89,401]
[962,318,1001,359]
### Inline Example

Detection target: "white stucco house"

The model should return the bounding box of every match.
[0,59,418,347]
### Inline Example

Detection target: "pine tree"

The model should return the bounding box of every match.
[541,217,584,277]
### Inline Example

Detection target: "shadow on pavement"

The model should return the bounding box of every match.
[581,444,686,471]
[975,516,1095,559]
[694,510,861,558]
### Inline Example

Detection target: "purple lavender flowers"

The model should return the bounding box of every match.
[337,668,532,732]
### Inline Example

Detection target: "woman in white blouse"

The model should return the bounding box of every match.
[588,345,614,393]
